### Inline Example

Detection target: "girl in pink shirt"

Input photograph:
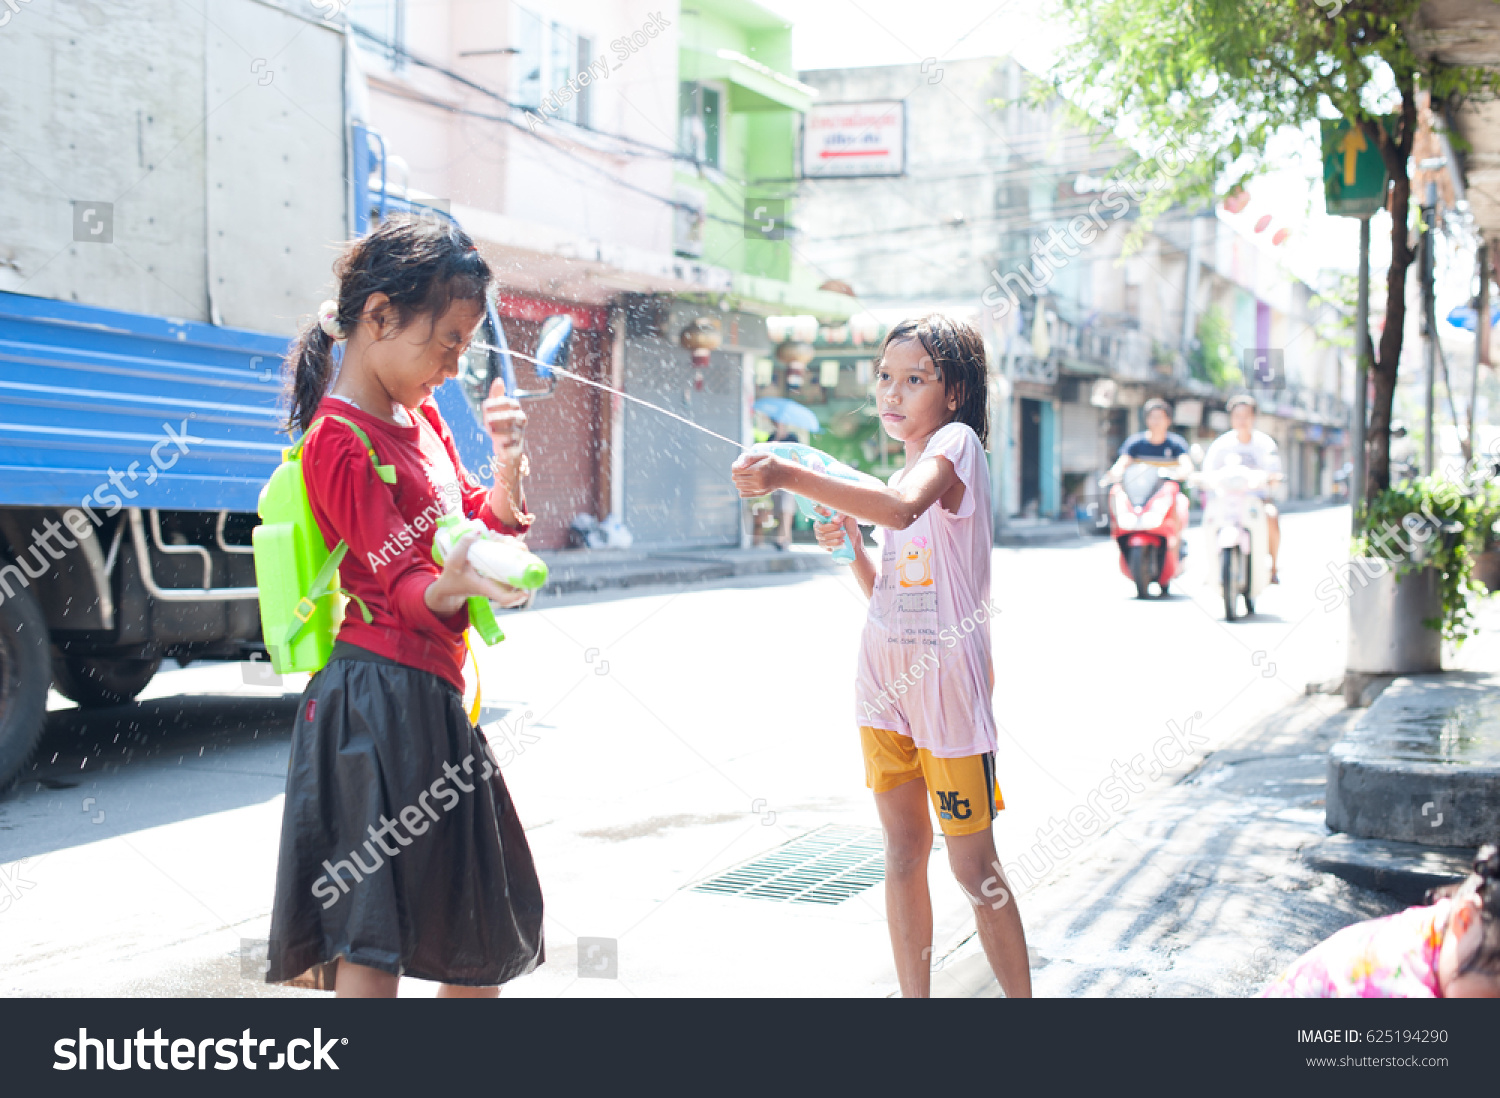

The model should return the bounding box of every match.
[732,314,1030,998]
[1259,843,1500,998]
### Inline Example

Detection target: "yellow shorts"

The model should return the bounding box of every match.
[860,726,1004,837]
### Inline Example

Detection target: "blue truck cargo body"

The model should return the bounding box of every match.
[0,290,495,512]
[0,291,287,513]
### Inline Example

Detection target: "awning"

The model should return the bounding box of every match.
[680,47,816,113]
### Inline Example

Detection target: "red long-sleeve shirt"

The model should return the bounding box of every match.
[301,396,529,692]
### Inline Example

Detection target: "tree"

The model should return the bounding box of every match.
[1047,0,1500,501]
[1190,305,1240,389]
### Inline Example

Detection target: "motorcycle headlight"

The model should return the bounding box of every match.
[1112,493,1136,528]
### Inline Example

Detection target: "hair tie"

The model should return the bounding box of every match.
[317,300,347,341]
[1477,843,1500,881]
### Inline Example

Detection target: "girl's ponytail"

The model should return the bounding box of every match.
[285,319,338,434]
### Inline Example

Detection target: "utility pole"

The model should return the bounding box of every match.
[1472,243,1488,465]
[1422,180,1438,476]
[1352,215,1370,530]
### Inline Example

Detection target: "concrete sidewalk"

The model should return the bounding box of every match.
[934,692,1403,996]
[535,545,836,597]
[934,597,1500,997]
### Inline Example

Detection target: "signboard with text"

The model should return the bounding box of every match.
[803,100,906,178]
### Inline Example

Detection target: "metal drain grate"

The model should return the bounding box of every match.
[690,825,888,905]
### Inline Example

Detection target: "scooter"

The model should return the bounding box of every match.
[1103,463,1187,599]
[1198,457,1272,621]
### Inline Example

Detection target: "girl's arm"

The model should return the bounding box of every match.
[480,381,530,530]
[732,450,962,530]
[438,378,531,533]
[306,423,512,628]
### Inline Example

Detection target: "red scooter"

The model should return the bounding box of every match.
[1104,463,1186,598]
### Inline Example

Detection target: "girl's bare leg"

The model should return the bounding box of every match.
[874,778,935,997]
[334,959,398,998]
[437,983,499,998]
[945,828,1032,998]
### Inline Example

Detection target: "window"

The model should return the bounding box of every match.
[349,0,406,71]
[515,8,593,127]
[679,82,721,169]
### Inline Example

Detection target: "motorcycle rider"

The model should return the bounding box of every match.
[1203,394,1282,583]
[1107,397,1194,558]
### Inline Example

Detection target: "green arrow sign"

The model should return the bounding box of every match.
[1321,117,1394,218]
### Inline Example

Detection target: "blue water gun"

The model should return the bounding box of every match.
[748,442,884,562]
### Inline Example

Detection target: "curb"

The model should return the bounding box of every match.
[1303,833,1470,904]
[1325,673,1500,847]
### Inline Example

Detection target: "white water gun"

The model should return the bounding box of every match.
[741,442,883,562]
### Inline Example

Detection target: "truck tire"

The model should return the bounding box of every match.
[52,653,162,708]
[0,578,53,788]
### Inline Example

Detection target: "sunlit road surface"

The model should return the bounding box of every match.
[0,507,1356,997]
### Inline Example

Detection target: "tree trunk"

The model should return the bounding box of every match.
[1362,86,1419,505]
[1367,170,1413,502]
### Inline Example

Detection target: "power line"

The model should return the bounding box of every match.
[350,22,732,174]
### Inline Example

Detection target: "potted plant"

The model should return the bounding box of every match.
[1469,484,1500,593]
[1346,476,1500,677]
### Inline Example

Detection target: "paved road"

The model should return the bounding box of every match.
[0,507,1356,996]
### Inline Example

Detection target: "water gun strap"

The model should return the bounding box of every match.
[463,632,483,727]
[293,415,397,484]
[283,541,347,646]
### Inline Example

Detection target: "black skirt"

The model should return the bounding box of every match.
[266,642,544,988]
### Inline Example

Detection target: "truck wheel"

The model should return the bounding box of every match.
[0,579,53,788]
[52,653,162,708]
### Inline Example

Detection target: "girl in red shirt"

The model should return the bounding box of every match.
[266,216,544,998]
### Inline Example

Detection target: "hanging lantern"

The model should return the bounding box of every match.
[776,338,815,391]
[680,316,723,390]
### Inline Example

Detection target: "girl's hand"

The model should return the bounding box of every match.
[731,452,786,497]
[483,378,527,460]
[424,530,529,617]
[813,511,859,555]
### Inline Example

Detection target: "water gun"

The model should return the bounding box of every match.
[744,442,884,562]
[431,512,550,645]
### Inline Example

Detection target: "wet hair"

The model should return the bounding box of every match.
[284,215,492,433]
[1226,394,1258,415]
[1143,397,1172,422]
[875,313,989,446]
[1425,843,1500,977]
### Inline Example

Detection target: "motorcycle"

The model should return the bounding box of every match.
[1103,463,1187,599]
[1198,458,1273,621]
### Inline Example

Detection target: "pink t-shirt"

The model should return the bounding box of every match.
[855,422,996,758]
[1257,899,1449,998]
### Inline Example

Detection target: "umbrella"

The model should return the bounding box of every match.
[753,397,822,433]
[1446,303,1500,332]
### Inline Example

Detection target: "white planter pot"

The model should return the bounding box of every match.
[1346,559,1442,675]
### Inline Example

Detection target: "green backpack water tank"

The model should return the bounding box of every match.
[252,416,384,675]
